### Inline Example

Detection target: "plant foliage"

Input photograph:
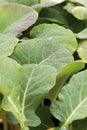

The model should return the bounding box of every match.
[0,0,87,130]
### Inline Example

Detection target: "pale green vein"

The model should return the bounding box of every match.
[21,65,36,114]
[7,96,20,113]
[63,97,87,126]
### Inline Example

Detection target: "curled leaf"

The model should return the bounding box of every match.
[0,3,38,36]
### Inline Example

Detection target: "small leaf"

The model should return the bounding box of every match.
[30,23,77,53]
[20,64,57,126]
[0,33,18,56]
[50,70,87,127]
[76,28,87,39]
[0,3,38,36]
[64,2,76,14]
[72,6,87,20]
[77,40,87,62]
[11,38,74,72]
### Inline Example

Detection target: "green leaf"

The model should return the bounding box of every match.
[30,23,77,53]
[77,40,87,62]
[0,56,23,95]
[11,38,74,72]
[20,64,57,127]
[72,6,87,20]
[39,8,67,26]
[1,86,26,129]
[64,2,76,14]
[49,61,85,100]
[0,33,18,56]
[0,3,38,36]
[76,28,87,39]
[50,70,87,127]
[6,112,18,124]
[0,56,26,129]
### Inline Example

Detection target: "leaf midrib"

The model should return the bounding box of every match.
[21,65,36,114]
[63,97,87,126]
[8,96,20,113]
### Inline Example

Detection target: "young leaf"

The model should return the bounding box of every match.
[49,61,85,100]
[30,24,77,53]
[77,40,87,62]
[0,3,38,36]
[69,0,87,7]
[76,28,87,39]
[0,33,18,56]
[11,38,74,72]
[72,6,87,20]
[20,64,57,127]
[50,70,87,127]
[64,2,76,14]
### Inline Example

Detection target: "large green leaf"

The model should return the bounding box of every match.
[30,24,77,53]
[0,3,38,36]
[11,38,74,72]
[49,61,85,100]
[77,40,87,62]
[50,70,87,127]
[0,56,27,129]
[20,64,57,127]
[0,33,18,56]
